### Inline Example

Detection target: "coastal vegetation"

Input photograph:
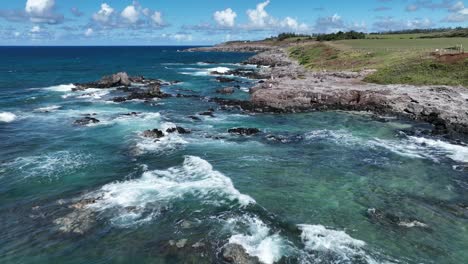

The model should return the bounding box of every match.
[288,32,468,86]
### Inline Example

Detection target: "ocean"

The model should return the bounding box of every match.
[0,46,467,264]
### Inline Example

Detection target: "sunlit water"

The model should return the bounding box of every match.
[0,47,467,264]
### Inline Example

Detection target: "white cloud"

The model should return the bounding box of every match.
[84,28,93,36]
[151,11,164,26]
[93,3,114,24]
[246,0,272,27]
[121,5,139,24]
[280,17,308,31]
[213,8,237,27]
[172,33,193,42]
[30,25,41,33]
[25,0,54,16]
[444,1,468,22]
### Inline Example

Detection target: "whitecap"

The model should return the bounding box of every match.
[305,129,468,163]
[227,216,288,264]
[43,84,76,92]
[0,112,16,123]
[34,105,61,113]
[134,122,187,154]
[86,156,255,226]
[297,224,375,263]
[1,151,92,180]
[208,67,231,74]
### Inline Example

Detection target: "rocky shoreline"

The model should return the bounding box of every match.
[189,44,468,135]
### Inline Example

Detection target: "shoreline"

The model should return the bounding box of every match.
[188,44,468,136]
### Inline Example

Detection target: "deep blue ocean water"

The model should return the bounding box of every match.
[0,46,468,264]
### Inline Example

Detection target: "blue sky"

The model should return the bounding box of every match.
[0,0,466,45]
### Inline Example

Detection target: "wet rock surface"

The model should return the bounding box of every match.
[142,129,165,139]
[74,117,100,126]
[228,127,261,136]
[222,243,260,264]
[216,87,235,94]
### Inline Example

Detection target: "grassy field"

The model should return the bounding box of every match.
[334,37,468,50]
[288,37,468,86]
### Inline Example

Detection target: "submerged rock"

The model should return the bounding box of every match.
[222,243,260,264]
[216,77,235,83]
[53,210,95,235]
[228,128,261,136]
[216,87,235,94]
[366,208,429,229]
[166,126,191,134]
[142,129,165,139]
[199,111,215,117]
[74,117,100,126]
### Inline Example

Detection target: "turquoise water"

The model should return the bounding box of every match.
[0,47,468,264]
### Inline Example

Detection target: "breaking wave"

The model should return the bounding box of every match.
[305,129,468,163]
[226,216,289,264]
[86,156,255,227]
[0,112,16,122]
[42,84,76,92]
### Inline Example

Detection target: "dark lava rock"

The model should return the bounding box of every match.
[223,244,260,264]
[228,128,260,136]
[199,111,215,117]
[366,208,429,229]
[166,126,191,134]
[142,129,164,139]
[74,117,100,126]
[112,97,127,103]
[188,115,202,121]
[216,77,235,83]
[216,87,235,94]
[121,112,141,116]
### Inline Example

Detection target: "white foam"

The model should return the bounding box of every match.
[34,105,61,113]
[305,129,468,163]
[134,122,187,154]
[209,67,230,74]
[43,84,76,92]
[298,224,371,263]
[0,112,16,122]
[86,156,254,226]
[407,136,468,163]
[398,220,428,228]
[1,151,91,180]
[228,216,287,264]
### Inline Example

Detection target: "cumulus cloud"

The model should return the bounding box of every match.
[90,2,167,29]
[150,11,165,26]
[443,1,468,22]
[213,8,237,27]
[93,3,114,24]
[26,0,54,16]
[121,5,139,24]
[244,1,308,31]
[246,0,272,27]
[84,28,93,36]
[0,0,63,24]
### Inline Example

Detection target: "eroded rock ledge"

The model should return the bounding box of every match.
[195,44,468,135]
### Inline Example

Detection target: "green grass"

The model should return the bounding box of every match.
[334,38,468,50]
[289,43,419,71]
[288,40,468,86]
[364,58,468,86]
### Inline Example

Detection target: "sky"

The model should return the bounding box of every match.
[0,0,466,45]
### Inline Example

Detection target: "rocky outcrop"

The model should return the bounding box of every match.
[166,126,191,134]
[222,244,260,264]
[228,128,261,136]
[185,43,273,53]
[231,47,468,135]
[74,117,100,126]
[74,72,132,90]
[142,129,164,139]
[216,87,235,94]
